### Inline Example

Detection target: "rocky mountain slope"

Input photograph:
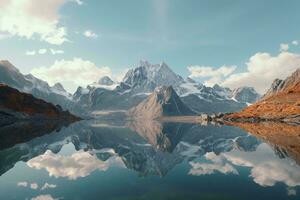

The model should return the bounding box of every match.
[127,86,195,119]
[0,60,73,110]
[0,84,79,125]
[225,68,300,123]
[73,61,260,114]
[230,87,260,104]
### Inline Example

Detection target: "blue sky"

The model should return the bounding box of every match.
[1,0,300,93]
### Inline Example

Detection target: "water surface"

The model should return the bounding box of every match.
[0,119,300,200]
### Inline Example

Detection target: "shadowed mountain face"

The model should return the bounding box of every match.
[226,68,300,123]
[127,86,196,119]
[0,84,79,124]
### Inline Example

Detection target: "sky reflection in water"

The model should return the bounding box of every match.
[0,120,300,200]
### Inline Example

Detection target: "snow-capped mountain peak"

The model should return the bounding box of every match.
[212,84,232,98]
[52,83,66,92]
[230,86,260,104]
[122,60,184,93]
[186,77,197,83]
[0,60,19,72]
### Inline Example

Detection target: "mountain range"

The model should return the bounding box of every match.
[0,60,260,117]
[72,60,260,115]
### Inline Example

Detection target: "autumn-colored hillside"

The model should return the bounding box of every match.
[225,69,300,122]
[226,122,300,164]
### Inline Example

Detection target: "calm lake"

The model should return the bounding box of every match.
[0,119,300,200]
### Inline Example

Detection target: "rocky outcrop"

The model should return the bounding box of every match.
[224,68,300,123]
[127,86,196,119]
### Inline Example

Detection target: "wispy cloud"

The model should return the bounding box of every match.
[70,0,84,5]
[41,183,57,191]
[26,49,64,56]
[50,49,64,55]
[17,181,28,187]
[26,50,36,56]
[38,49,47,55]
[280,43,289,52]
[83,30,98,39]
[292,40,298,46]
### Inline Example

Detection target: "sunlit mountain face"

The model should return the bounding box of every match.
[0,119,300,200]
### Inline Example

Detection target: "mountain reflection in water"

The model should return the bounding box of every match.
[0,119,300,200]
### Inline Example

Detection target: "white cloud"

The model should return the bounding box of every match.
[221,52,300,93]
[280,43,289,51]
[83,30,98,39]
[0,0,80,45]
[27,150,123,180]
[26,49,64,56]
[70,0,83,5]
[50,49,64,55]
[30,58,112,93]
[189,152,238,176]
[223,144,300,187]
[26,50,36,56]
[17,181,40,190]
[30,183,39,190]
[188,65,237,86]
[41,183,57,190]
[292,40,298,46]
[17,181,28,187]
[38,49,47,55]
[31,194,59,200]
